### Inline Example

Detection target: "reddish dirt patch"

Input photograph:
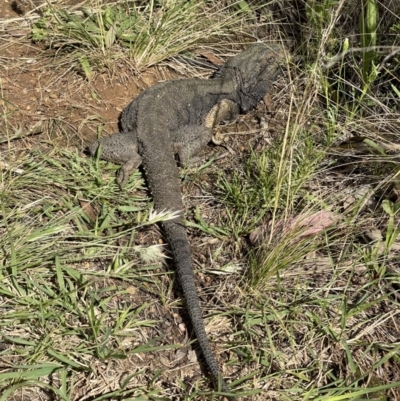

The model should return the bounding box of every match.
[1,40,178,156]
[0,0,181,154]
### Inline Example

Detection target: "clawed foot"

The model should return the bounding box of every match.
[116,157,142,189]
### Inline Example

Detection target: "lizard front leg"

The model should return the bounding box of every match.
[205,99,240,145]
[173,125,213,167]
[173,99,240,166]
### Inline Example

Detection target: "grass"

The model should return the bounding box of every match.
[30,0,250,75]
[1,0,400,400]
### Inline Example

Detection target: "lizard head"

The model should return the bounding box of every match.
[218,43,286,113]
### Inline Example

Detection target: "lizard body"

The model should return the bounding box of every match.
[89,43,284,397]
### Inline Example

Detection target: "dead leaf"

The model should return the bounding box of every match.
[250,210,340,245]
[175,348,188,362]
[79,199,97,221]
[188,349,198,363]
[198,51,224,66]
[296,211,340,237]
[263,92,275,111]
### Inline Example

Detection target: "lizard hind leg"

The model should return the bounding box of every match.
[116,155,142,188]
[88,132,142,188]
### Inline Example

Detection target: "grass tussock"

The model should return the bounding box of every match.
[30,0,254,74]
[1,0,400,400]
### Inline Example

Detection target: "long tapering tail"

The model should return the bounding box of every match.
[163,219,232,396]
